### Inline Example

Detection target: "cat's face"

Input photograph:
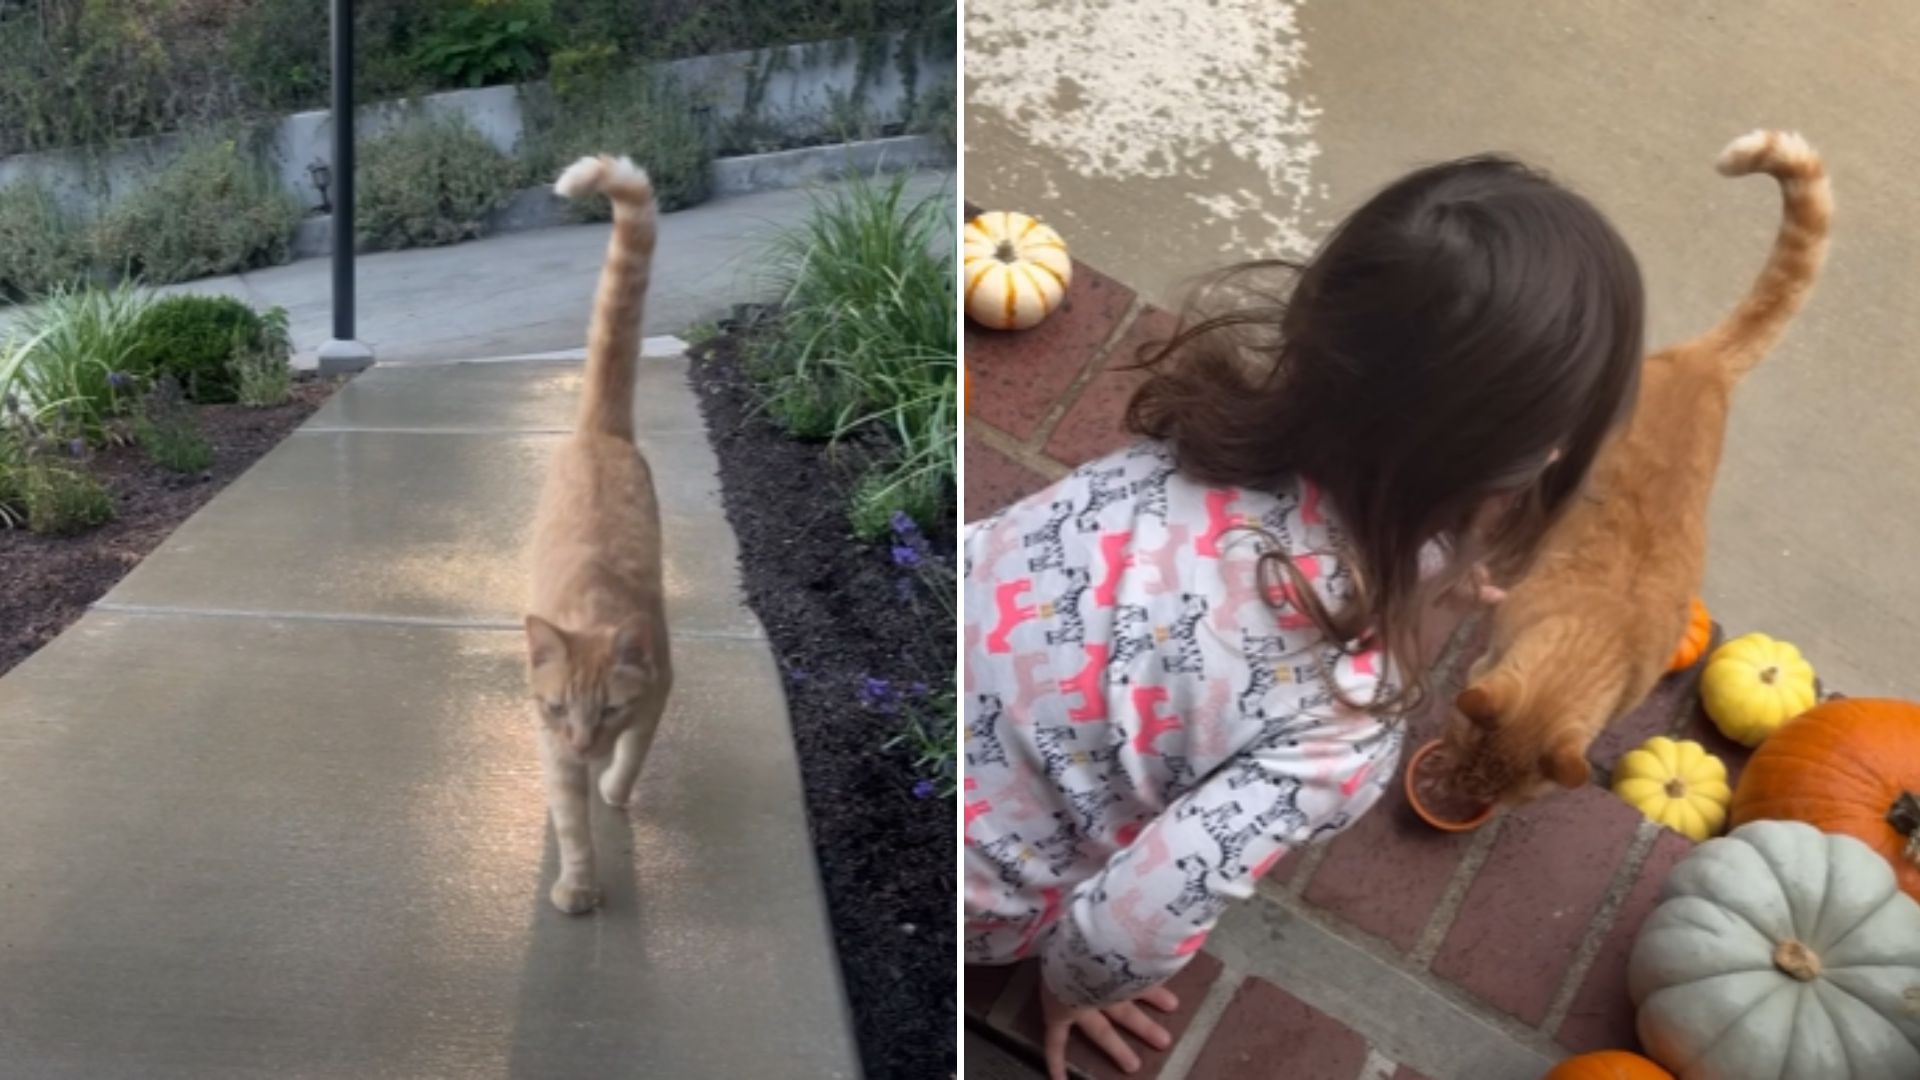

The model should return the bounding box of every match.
[1438,670,1595,805]
[524,615,662,757]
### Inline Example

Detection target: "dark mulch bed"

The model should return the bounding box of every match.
[689,328,954,1080]
[0,378,339,676]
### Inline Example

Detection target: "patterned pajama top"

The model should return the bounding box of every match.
[962,441,1403,1007]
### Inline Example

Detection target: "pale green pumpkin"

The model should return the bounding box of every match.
[1628,820,1920,1079]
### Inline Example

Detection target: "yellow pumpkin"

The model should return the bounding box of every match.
[1612,736,1731,841]
[1700,633,1816,748]
[964,211,1071,330]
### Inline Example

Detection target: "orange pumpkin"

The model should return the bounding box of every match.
[1542,1050,1675,1079]
[1730,697,1920,901]
[1666,597,1712,672]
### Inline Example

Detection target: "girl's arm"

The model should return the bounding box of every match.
[1043,702,1397,1007]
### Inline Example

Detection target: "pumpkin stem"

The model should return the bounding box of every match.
[1663,778,1687,799]
[1890,791,1920,867]
[994,240,1018,264]
[1758,665,1779,685]
[1772,939,1822,981]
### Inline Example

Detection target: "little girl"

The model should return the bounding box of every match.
[962,154,1646,1078]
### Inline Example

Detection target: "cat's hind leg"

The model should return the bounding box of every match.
[539,730,600,914]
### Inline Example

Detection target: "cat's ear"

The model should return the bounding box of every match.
[1539,733,1591,789]
[611,616,657,675]
[525,615,569,670]
[1455,676,1512,731]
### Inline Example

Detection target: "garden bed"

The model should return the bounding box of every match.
[689,328,954,1080]
[0,377,337,676]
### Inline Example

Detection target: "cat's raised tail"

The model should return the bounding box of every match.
[1698,130,1831,374]
[555,155,657,441]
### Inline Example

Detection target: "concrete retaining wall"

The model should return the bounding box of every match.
[0,32,954,218]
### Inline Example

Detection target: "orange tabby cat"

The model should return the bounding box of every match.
[525,155,673,914]
[1443,130,1830,803]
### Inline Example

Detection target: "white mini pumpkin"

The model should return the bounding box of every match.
[1628,820,1920,1080]
[963,210,1071,330]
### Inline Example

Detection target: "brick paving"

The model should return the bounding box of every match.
[960,244,1792,1078]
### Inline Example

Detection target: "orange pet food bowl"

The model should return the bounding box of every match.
[1406,739,1494,832]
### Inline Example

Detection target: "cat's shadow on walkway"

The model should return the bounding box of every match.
[504,778,645,1079]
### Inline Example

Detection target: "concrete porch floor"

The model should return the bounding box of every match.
[0,349,860,1078]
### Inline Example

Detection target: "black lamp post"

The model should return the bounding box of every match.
[318,0,373,374]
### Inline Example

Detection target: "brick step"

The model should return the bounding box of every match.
[966,956,1437,1080]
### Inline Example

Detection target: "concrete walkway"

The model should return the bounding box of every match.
[0,173,952,368]
[966,1,1919,702]
[0,344,861,1077]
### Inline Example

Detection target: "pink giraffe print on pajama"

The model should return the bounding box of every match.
[1092,530,1132,607]
[1186,676,1235,759]
[1137,523,1190,595]
[1298,476,1325,526]
[978,514,1023,570]
[1264,552,1322,631]
[986,579,1036,653]
[1009,651,1052,724]
[1058,643,1109,722]
[964,778,994,839]
[1342,646,1380,681]
[1130,825,1174,877]
[1110,887,1171,952]
[1339,760,1377,799]
[989,754,1053,821]
[1129,685,1184,755]
[1195,489,1241,557]
[1212,553,1263,635]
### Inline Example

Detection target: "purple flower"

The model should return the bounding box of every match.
[908,681,929,700]
[859,676,893,708]
[889,510,919,538]
[891,544,921,570]
[107,371,131,390]
[911,779,936,800]
[67,438,85,458]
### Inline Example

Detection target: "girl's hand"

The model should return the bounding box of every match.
[1449,562,1506,609]
[1038,979,1180,1079]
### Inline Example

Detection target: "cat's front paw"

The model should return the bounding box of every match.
[598,769,636,809]
[549,875,602,916]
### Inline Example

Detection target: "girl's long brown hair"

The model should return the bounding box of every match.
[1126,155,1645,717]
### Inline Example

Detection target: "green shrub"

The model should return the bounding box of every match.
[92,137,302,286]
[0,182,90,301]
[125,295,271,405]
[11,283,153,440]
[0,375,111,533]
[849,466,947,542]
[357,113,520,250]
[411,1,556,89]
[16,457,114,535]
[885,686,956,798]
[136,376,214,474]
[523,70,714,214]
[230,307,295,408]
[756,172,955,534]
